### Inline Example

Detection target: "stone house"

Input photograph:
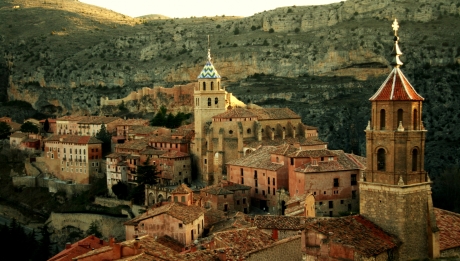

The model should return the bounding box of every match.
[128,125,171,140]
[56,115,88,135]
[124,202,205,246]
[77,116,122,136]
[289,149,365,217]
[9,132,28,148]
[115,118,149,140]
[226,145,292,214]
[44,135,103,184]
[199,180,251,213]
[105,152,128,195]
[302,215,399,260]
[171,183,194,206]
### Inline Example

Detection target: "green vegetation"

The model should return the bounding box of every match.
[0,122,11,138]
[150,106,191,129]
[20,122,39,134]
[95,124,112,156]
[129,164,160,205]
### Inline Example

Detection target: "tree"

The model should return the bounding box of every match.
[43,118,50,133]
[112,181,129,199]
[269,28,274,33]
[0,121,11,138]
[20,121,39,134]
[35,222,54,261]
[150,106,167,126]
[86,221,103,238]
[233,27,240,35]
[129,164,160,204]
[95,124,112,155]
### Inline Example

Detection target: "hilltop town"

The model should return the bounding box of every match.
[1,12,460,260]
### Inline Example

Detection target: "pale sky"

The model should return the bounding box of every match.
[79,0,343,18]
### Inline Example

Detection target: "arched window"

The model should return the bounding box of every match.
[203,82,206,90]
[247,128,251,134]
[211,82,214,90]
[229,130,233,134]
[412,148,418,171]
[380,109,386,130]
[413,109,418,130]
[397,109,403,125]
[377,148,386,171]
[215,97,218,104]
[207,98,211,106]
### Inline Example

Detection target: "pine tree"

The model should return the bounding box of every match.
[95,124,112,155]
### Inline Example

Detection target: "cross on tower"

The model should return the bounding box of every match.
[207,35,211,62]
[392,19,399,36]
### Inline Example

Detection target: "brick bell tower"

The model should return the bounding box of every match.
[359,19,439,260]
[194,40,226,185]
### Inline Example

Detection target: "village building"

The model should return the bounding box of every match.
[9,132,29,148]
[124,202,205,246]
[198,180,251,213]
[43,135,103,184]
[128,125,170,140]
[115,118,149,140]
[77,116,122,136]
[56,115,88,135]
[253,215,306,240]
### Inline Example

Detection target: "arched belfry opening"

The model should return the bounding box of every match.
[397,109,403,125]
[377,148,386,171]
[413,109,418,130]
[380,109,386,130]
[412,148,418,171]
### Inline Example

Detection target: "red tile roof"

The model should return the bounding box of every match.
[125,203,204,225]
[45,135,102,144]
[370,67,424,101]
[306,215,399,257]
[435,208,460,251]
[213,227,277,254]
[226,146,285,171]
[48,235,108,261]
[254,215,307,230]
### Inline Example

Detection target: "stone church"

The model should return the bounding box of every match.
[192,49,322,185]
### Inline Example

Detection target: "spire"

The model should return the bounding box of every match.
[369,19,424,101]
[391,19,403,67]
[197,35,221,79]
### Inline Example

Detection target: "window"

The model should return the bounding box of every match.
[273,188,275,195]
[211,82,214,90]
[247,128,251,134]
[179,223,183,228]
[351,174,357,185]
[243,198,246,204]
[267,177,270,185]
[255,180,258,187]
[204,159,207,164]
[208,98,211,106]
[262,190,265,196]
[255,188,258,194]
[240,168,243,176]
[340,200,344,204]
[254,170,257,179]
[237,200,240,205]
[273,178,275,186]
[412,148,418,171]
[203,82,206,90]
[215,97,218,104]
[229,130,233,134]
[377,148,386,171]
[413,109,418,130]
[333,178,339,187]
[380,109,386,130]
[224,195,227,199]
[352,190,357,199]
[241,177,244,184]
[329,201,333,209]
[290,158,294,165]
[397,109,403,125]
[181,196,185,202]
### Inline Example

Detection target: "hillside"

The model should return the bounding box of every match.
[1,0,460,192]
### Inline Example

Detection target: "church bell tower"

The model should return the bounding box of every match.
[194,43,227,185]
[359,19,439,260]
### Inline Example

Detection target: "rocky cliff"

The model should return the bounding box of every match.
[2,0,460,180]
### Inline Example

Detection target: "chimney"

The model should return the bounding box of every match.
[109,237,115,246]
[65,242,72,249]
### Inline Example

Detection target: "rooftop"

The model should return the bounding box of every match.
[226,146,284,171]
[435,208,460,251]
[213,227,276,255]
[45,135,102,144]
[254,215,307,230]
[305,215,399,257]
[48,235,108,261]
[125,203,205,225]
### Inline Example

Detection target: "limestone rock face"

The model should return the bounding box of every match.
[0,0,458,115]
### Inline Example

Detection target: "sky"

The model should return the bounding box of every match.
[79,0,343,18]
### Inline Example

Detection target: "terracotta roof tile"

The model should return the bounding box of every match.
[226,146,284,171]
[370,67,424,101]
[213,227,276,254]
[160,150,189,158]
[125,203,204,225]
[48,235,108,261]
[212,108,257,119]
[295,150,365,173]
[435,208,460,251]
[306,215,399,257]
[45,135,102,144]
[254,215,307,230]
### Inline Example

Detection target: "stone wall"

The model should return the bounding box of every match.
[12,176,36,187]
[441,247,460,258]
[47,212,129,242]
[245,235,302,261]
[359,181,435,260]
